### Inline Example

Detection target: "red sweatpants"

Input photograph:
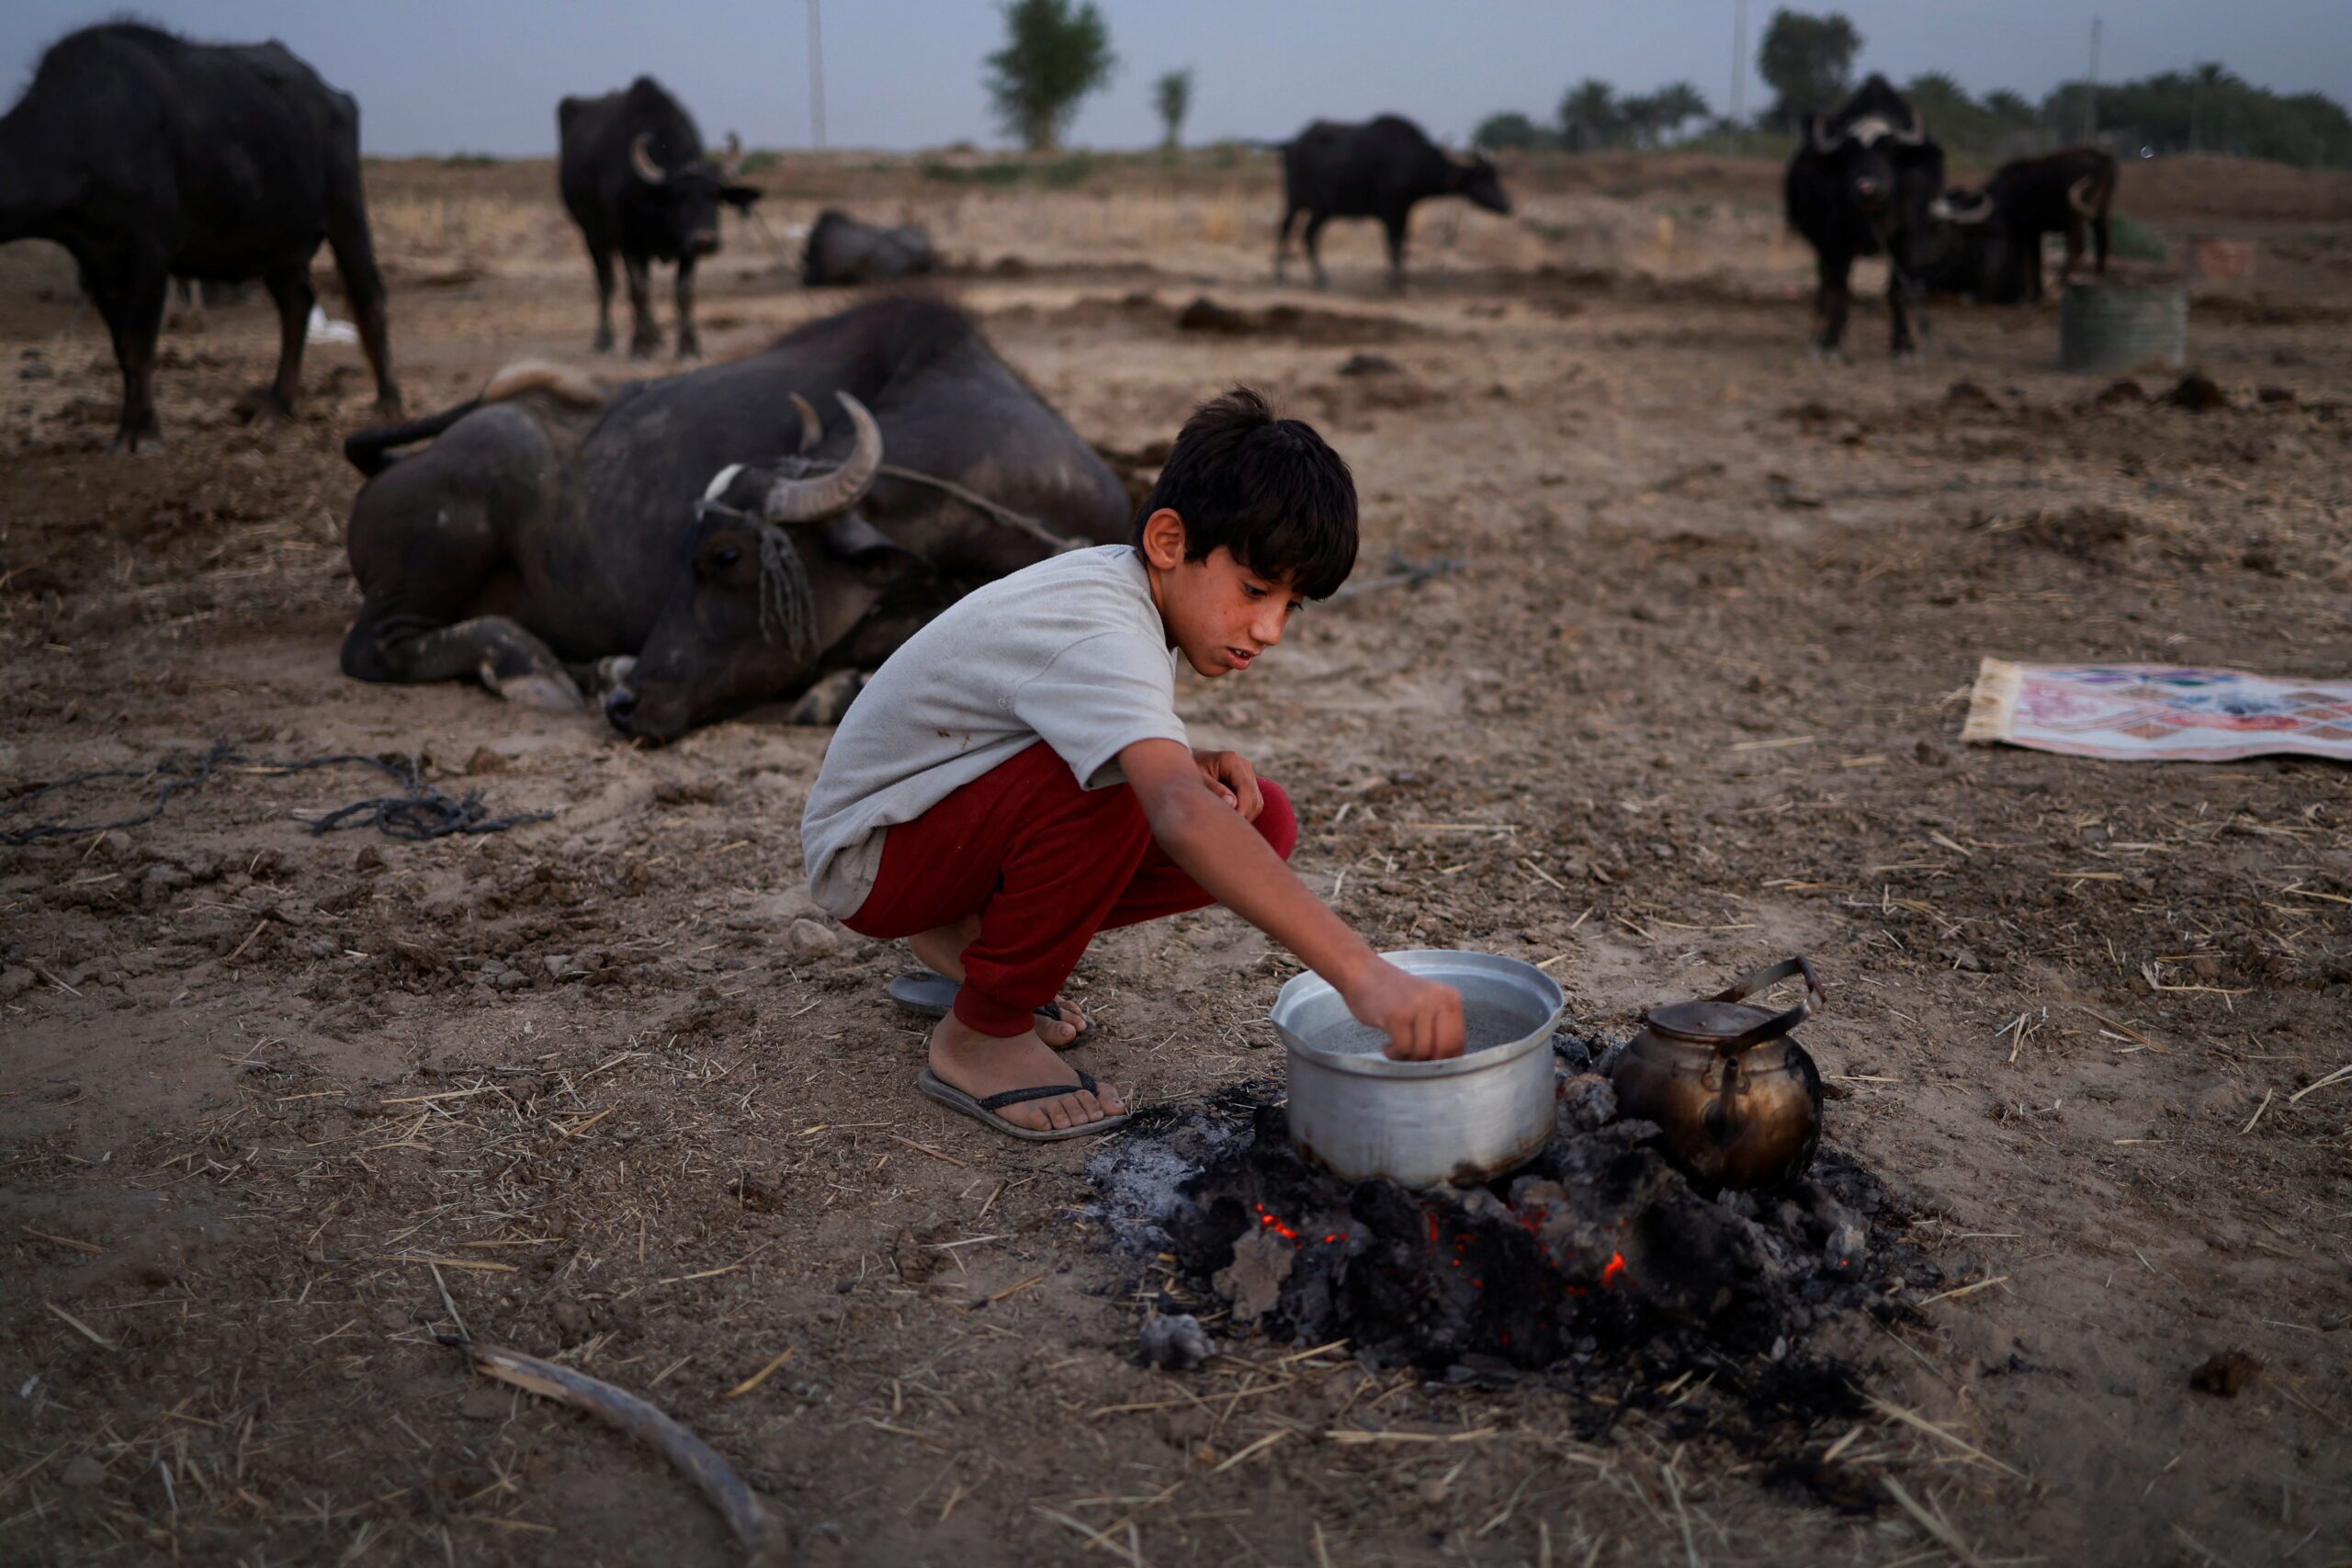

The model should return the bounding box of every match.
[842,741,1298,1036]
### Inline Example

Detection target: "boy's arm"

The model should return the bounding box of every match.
[1121,739,1466,1060]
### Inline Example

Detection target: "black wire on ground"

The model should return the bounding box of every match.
[0,741,553,847]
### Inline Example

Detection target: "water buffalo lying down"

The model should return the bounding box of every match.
[1928,147,2118,303]
[802,209,939,287]
[337,297,1130,743]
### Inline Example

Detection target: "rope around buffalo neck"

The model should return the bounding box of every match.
[701,459,1084,654]
[871,463,1084,555]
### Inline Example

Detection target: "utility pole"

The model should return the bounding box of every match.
[1729,0,1748,128]
[2080,14,2101,146]
[807,0,827,150]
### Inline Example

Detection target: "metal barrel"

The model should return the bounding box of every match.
[2060,282,2188,374]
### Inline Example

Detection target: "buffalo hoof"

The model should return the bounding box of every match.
[104,429,164,457]
[786,669,869,727]
[588,654,637,697]
[1811,344,1845,364]
[371,390,405,422]
[233,386,296,424]
[485,667,582,711]
[628,333,662,360]
[674,337,701,360]
[1892,348,1918,365]
[592,326,615,355]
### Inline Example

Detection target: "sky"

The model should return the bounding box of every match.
[4,1,2347,156]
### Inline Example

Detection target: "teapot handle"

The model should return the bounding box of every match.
[1708,956,1825,1051]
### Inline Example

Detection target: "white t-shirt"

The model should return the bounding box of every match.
[800,544,1193,917]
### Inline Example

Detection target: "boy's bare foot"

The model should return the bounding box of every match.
[906,919,1088,1045]
[927,1013,1125,1133]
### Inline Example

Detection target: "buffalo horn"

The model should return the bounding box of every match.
[762,392,883,522]
[787,392,822,453]
[1894,110,1928,146]
[1807,115,1844,155]
[1931,190,1996,224]
[2066,176,2099,218]
[630,133,666,185]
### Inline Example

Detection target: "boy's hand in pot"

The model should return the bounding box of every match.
[1343,960,1467,1061]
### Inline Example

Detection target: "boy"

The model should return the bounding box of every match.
[799,389,1464,1141]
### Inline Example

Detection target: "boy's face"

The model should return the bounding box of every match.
[1139,509,1304,679]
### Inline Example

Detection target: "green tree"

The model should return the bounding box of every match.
[1758,9,1860,129]
[1902,71,1996,153]
[1474,111,1549,152]
[983,0,1116,152]
[1983,90,2037,130]
[1655,82,1712,133]
[1153,68,1193,150]
[1619,94,1666,148]
[2040,62,2349,165]
[1623,81,1710,145]
[1558,78,1621,152]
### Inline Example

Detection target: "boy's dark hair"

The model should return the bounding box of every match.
[1135,387,1357,600]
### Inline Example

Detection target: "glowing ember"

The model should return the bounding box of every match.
[1087,1083,1943,1508]
[1098,1099,1938,1382]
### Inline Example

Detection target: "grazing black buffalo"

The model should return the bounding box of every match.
[0,22,399,452]
[557,77,760,358]
[1275,115,1511,288]
[1930,147,2118,302]
[802,209,939,287]
[1783,75,1946,358]
[337,297,1130,743]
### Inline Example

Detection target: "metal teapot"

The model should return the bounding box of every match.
[1609,957,1826,1191]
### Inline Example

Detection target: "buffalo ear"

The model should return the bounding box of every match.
[722,184,763,211]
[817,513,931,590]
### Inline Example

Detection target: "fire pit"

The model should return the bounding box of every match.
[1089,1036,1943,1466]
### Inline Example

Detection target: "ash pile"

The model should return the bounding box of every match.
[1088,1057,1941,1403]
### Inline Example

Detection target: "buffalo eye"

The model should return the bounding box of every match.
[696,538,750,580]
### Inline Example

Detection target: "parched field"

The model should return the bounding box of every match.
[3,149,2348,1567]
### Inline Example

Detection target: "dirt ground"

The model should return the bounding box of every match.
[3,148,2348,1568]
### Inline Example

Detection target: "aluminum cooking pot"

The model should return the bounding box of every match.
[1270,950,1565,1187]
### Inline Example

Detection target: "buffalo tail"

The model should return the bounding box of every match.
[341,396,484,477]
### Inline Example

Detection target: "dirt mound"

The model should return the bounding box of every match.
[2120,152,2352,224]
[1174,296,1419,344]
[2188,294,2352,327]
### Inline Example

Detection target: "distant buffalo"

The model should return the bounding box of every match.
[0,22,399,451]
[1931,148,2118,302]
[802,210,939,288]
[1276,116,1511,289]
[1784,75,1946,358]
[558,76,760,357]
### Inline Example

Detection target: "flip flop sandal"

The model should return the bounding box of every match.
[887,971,1092,1047]
[915,1066,1132,1143]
